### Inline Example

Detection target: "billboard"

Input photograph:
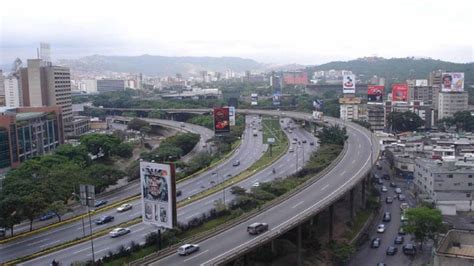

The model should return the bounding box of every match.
[367,85,384,103]
[251,93,258,106]
[213,107,230,134]
[441,72,464,92]
[392,83,408,101]
[272,93,281,106]
[313,99,323,111]
[140,162,176,229]
[415,79,428,87]
[229,106,236,126]
[343,74,356,94]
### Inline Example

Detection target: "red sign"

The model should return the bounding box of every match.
[213,107,230,134]
[392,84,408,102]
[367,85,384,102]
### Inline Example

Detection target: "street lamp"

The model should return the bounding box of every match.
[71,192,86,237]
[86,197,96,264]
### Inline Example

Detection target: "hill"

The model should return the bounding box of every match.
[58,54,263,76]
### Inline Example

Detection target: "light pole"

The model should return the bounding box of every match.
[72,192,86,237]
[87,197,95,264]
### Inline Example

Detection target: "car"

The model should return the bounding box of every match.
[382,174,390,180]
[395,187,402,194]
[398,194,406,201]
[383,212,391,222]
[94,200,108,208]
[176,190,182,197]
[291,140,297,145]
[376,162,382,169]
[289,147,294,152]
[247,222,269,235]
[400,203,409,211]
[109,227,130,238]
[288,130,293,133]
[386,246,398,255]
[376,263,386,266]
[96,215,114,225]
[180,122,185,127]
[0,227,6,237]
[252,182,260,187]
[381,186,388,192]
[293,138,297,141]
[302,140,307,144]
[376,178,383,185]
[398,227,406,235]
[202,143,207,148]
[395,235,404,244]
[385,196,393,204]
[177,244,200,256]
[309,141,315,146]
[377,224,385,233]
[117,203,133,212]
[371,237,381,248]
[39,211,57,221]
[232,160,240,167]
[401,214,408,222]
[390,182,397,187]
[403,243,417,255]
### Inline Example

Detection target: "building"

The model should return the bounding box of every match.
[384,100,434,129]
[3,75,20,107]
[367,104,385,131]
[407,79,436,107]
[0,106,64,170]
[414,158,474,215]
[69,116,90,136]
[97,79,125,93]
[438,92,468,120]
[339,97,362,121]
[435,229,474,266]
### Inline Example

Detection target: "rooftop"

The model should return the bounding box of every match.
[437,230,474,261]
[16,112,46,121]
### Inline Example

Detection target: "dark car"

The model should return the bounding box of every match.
[403,244,417,255]
[176,190,182,197]
[94,200,108,208]
[377,263,386,266]
[371,238,381,248]
[390,182,397,187]
[302,140,307,144]
[309,141,315,146]
[385,196,393,204]
[395,235,404,244]
[39,211,57,221]
[376,178,383,185]
[386,246,398,255]
[232,160,240,167]
[383,212,391,222]
[96,215,114,225]
[382,174,390,180]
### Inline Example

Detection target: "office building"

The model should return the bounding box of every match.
[438,92,468,120]
[407,79,436,106]
[0,106,64,170]
[39,42,51,64]
[4,75,20,108]
[367,104,385,131]
[339,97,362,121]
[97,79,125,93]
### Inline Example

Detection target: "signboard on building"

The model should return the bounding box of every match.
[213,107,230,134]
[392,83,408,101]
[251,93,258,106]
[272,93,281,106]
[229,106,236,126]
[140,161,176,229]
[342,74,356,94]
[313,99,323,111]
[415,79,428,87]
[367,85,384,103]
[441,72,464,92]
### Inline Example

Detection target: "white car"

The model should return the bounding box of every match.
[117,203,133,212]
[109,227,131,238]
[381,186,388,192]
[252,182,260,187]
[395,188,402,194]
[400,203,409,211]
[177,244,200,256]
[377,224,386,233]
[289,147,294,152]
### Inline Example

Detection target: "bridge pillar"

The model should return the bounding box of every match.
[329,204,334,240]
[297,224,302,266]
[271,239,275,254]
[350,188,355,221]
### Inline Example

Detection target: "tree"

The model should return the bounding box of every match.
[403,207,443,248]
[47,201,68,222]
[328,241,355,265]
[55,144,90,167]
[80,134,121,159]
[387,111,423,132]
[317,125,347,145]
[20,194,48,231]
[127,118,150,131]
[230,186,247,195]
[113,143,134,158]
[453,111,474,131]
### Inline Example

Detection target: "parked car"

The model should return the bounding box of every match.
[94,200,108,208]
[232,160,240,167]
[403,243,417,255]
[96,215,114,225]
[371,238,381,248]
[394,235,404,244]
[385,196,393,204]
[176,190,182,197]
[289,147,294,152]
[177,244,200,256]
[39,211,57,221]
[398,194,406,201]
[398,227,406,235]
[395,187,402,194]
[381,186,388,192]
[117,203,133,212]
[400,203,409,211]
[0,228,6,237]
[386,246,398,255]
[383,212,391,222]
[401,214,408,222]
[302,140,307,144]
[390,182,397,188]
[247,222,269,235]
[377,224,385,233]
[309,141,315,146]
[109,227,130,238]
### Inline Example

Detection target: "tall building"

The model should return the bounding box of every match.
[367,104,385,131]
[4,75,20,108]
[39,42,51,64]
[0,70,4,106]
[438,91,468,120]
[339,97,362,121]
[0,106,64,170]
[97,79,125,93]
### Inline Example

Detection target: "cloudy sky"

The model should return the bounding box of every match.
[0,0,473,66]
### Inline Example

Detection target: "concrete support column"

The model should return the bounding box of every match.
[329,204,334,240]
[271,239,275,254]
[297,224,302,266]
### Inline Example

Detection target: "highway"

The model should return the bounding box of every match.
[1,115,265,263]
[20,118,317,265]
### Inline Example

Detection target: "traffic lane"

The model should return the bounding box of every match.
[153,121,373,265]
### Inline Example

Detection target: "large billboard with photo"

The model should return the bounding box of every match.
[229,106,236,126]
[343,74,356,94]
[272,93,281,106]
[251,93,258,106]
[140,162,176,229]
[392,83,408,101]
[367,85,384,103]
[213,107,230,134]
[441,72,464,92]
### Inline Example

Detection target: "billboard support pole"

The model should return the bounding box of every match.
[157,227,162,250]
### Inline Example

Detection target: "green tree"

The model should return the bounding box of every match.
[127,118,150,131]
[55,144,90,166]
[317,125,347,145]
[0,196,23,236]
[453,111,474,131]
[387,111,423,132]
[328,241,355,265]
[80,134,121,159]
[113,143,134,158]
[47,201,68,222]
[403,207,443,248]
[20,193,48,231]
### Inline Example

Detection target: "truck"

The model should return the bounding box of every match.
[252,129,258,136]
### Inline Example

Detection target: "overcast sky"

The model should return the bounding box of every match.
[0,0,473,66]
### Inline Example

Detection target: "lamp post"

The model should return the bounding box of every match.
[86,197,95,264]
[71,192,86,237]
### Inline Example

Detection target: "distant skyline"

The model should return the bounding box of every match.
[1,0,473,66]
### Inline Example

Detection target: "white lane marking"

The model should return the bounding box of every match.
[40,240,60,248]
[134,227,146,234]
[184,249,209,262]
[321,184,330,191]
[27,238,49,246]
[96,247,109,254]
[73,246,91,254]
[292,201,304,209]
[340,170,346,176]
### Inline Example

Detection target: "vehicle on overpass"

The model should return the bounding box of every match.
[177,244,200,256]
[247,222,269,235]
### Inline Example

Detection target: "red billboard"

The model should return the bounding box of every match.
[392,83,408,102]
[213,107,230,134]
[283,71,308,85]
[367,85,384,102]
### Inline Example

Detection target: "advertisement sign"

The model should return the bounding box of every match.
[251,93,258,106]
[213,107,230,134]
[441,72,464,92]
[313,99,323,111]
[415,79,428,87]
[342,74,356,94]
[272,93,281,106]
[229,106,236,126]
[367,85,384,103]
[140,162,176,229]
[392,83,408,102]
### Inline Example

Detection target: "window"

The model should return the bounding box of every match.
[467,194,471,198]
[469,183,473,187]
[448,174,453,178]
[469,175,473,178]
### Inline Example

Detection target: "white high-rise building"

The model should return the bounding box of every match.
[39,42,51,64]
[4,75,20,107]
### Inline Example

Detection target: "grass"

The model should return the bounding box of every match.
[342,210,372,240]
